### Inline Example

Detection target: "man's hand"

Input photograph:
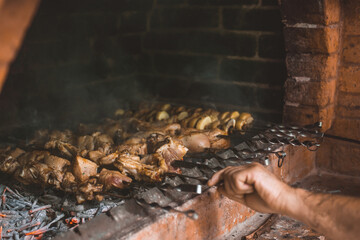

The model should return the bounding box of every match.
[207,163,295,213]
[208,163,360,240]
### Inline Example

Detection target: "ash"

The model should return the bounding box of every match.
[0,181,125,240]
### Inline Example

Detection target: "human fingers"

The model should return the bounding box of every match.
[218,185,246,204]
[225,168,255,194]
[207,167,229,186]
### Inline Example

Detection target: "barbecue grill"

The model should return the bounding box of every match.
[1,0,360,239]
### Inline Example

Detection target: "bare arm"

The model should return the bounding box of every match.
[289,188,360,240]
[208,163,360,240]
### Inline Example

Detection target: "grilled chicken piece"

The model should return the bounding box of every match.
[113,153,141,179]
[141,152,168,173]
[17,151,50,166]
[114,153,163,181]
[178,131,211,153]
[0,148,24,174]
[88,150,106,163]
[14,167,38,185]
[77,135,95,152]
[205,128,230,149]
[154,137,187,172]
[98,152,119,165]
[28,129,50,146]
[98,169,132,191]
[44,155,70,172]
[93,132,113,154]
[49,129,76,144]
[0,156,20,174]
[125,120,181,136]
[8,148,26,159]
[14,162,50,185]
[62,172,77,192]
[73,156,98,182]
[45,140,78,158]
[146,133,167,153]
[179,128,230,151]
[31,163,53,184]
[117,143,147,156]
[77,132,113,159]
[77,180,103,203]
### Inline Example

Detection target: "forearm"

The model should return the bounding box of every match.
[282,188,360,240]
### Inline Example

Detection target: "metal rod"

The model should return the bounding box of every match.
[324,133,360,145]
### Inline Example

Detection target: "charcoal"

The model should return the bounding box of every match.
[136,187,172,207]
[216,149,237,159]
[161,189,189,204]
[203,157,222,168]
[163,176,184,187]
[181,167,203,177]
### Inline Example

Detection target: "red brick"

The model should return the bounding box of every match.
[339,65,360,93]
[284,79,336,107]
[0,0,40,62]
[343,0,360,35]
[0,63,8,93]
[282,0,340,25]
[329,118,360,141]
[286,53,338,80]
[336,92,360,118]
[336,106,360,119]
[317,138,360,176]
[342,36,360,63]
[284,26,339,54]
[283,104,334,130]
[337,92,360,108]
[323,0,341,24]
[278,146,316,184]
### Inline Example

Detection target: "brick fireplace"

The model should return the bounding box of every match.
[281,0,360,177]
[0,0,359,239]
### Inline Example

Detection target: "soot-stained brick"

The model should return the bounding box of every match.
[186,82,257,107]
[136,75,192,99]
[256,88,284,110]
[220,59,286,85]
[223,8,282,32]
[119,35,143,55]
[151,8,219,29]
[144,31,256,57]
[157,0,185,5]
[189,0,258,6]
[153,54,218,79]
[120,11,147,33]
[262,0,278,6]
[259,34,285,59]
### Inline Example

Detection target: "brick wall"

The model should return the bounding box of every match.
[281,0,360,176]
[317,0,360,176]
[0,0,286,131]
[281,0,340,131]
[138,0,285,121]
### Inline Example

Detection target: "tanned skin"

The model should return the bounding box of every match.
[208,163,360,240]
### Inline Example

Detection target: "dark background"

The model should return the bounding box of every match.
[0,0,285,131]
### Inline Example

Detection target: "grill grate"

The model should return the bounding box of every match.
[126,121,324,219]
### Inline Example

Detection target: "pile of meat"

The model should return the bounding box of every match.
[0,104,253,203]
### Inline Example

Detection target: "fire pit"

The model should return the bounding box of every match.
[0,0,360,239]
[0,110,323,239]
